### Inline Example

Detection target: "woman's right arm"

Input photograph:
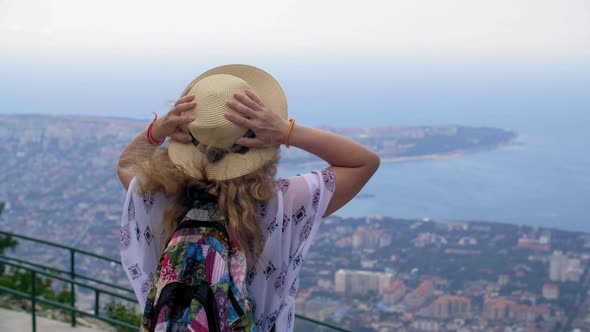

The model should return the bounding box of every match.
[225,91,380,217]
[117,95,197,191]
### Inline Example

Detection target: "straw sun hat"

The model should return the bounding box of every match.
[168,64,288,181]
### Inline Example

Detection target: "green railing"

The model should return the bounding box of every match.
[0,258,138,331]
[0,230,351,332]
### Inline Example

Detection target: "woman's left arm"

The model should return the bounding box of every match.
[117,95,196,191]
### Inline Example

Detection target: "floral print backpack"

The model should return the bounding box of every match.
[140,199,257,332]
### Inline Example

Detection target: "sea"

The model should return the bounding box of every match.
[1,58,589,231]
[278,60,590,232]
[289,100,590,232]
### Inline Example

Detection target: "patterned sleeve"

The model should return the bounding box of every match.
[120,177,170,311]
[280,169,336,264]
[236,169,336,332]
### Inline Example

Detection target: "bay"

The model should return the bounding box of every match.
[281,94,590,232]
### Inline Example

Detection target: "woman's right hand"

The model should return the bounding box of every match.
[151,95,197,143]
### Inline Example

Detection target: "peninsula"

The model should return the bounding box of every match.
[281,124,517,167]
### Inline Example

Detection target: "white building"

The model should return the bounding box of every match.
[334,269,395,296]
[549,251,584,282]
[352,228,380,249]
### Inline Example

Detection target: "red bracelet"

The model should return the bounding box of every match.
[146,112,165,145]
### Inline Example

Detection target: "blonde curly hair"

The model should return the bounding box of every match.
[128,143,279,266]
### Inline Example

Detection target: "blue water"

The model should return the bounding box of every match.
[1,58,589,231]
[276,60,590,231]
[294,97,590,231]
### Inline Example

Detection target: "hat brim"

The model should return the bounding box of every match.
[168,64,287,181]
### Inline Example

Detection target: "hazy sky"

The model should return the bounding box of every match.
[1,0,589,61]
[1,0,588,121]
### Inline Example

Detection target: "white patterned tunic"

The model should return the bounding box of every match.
[120,169,336,332]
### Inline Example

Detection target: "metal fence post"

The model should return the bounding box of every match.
[31,270,36,332]
[70,249,76,327]
[94,289,100,316]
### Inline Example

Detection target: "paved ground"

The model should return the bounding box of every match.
[0,308,115,332]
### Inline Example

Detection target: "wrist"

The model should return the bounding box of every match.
[146,113,165,145]
[150,120,166,142]
[282,118,296,147]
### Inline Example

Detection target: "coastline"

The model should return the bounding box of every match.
[280,137,522,170]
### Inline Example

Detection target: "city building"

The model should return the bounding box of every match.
[549,251,584,282]
[543,283,559,300]
[517,234,551,251]
[458,236,477,246]
[352,228,379,249]
[483,298,517,320]
[498,274,510,286]
[412,233,447,248]
[509,304,551,322]
[382,280,406,305]
[432,295,472,319]
[405,280,434,309]
[334,269,395,296]
[410,319,443,332]
[379,231,393,248]
[483,297,552,323]
[438,220,469,232]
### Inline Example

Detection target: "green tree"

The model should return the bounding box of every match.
[0,204,71,313]
[0,268,51,294]
[0,235,17,257]
[0,201,18,258]
[0,267,72,301]
[0,201,18,277]
[104,301,141,331]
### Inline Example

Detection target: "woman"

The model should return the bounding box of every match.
[118,65,380,331]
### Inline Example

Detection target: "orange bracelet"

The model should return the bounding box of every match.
[284,118,295,148]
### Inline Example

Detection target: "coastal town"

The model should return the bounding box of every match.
[0,115,517,264]
[295,215,590,331]
[3,115,588,331]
